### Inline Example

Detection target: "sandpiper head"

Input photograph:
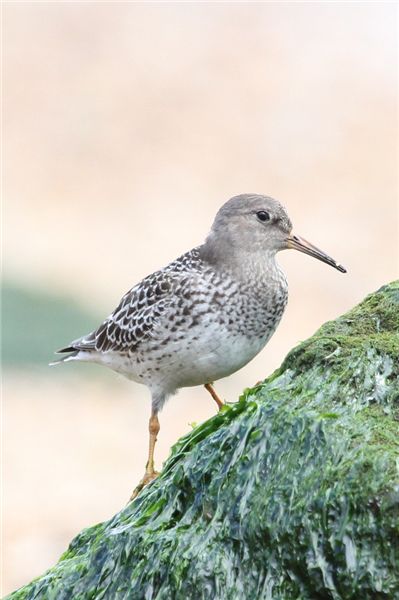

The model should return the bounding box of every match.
[205,194,293,256]
[204,193,346,273]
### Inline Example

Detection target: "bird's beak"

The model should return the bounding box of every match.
[286,233,347,273]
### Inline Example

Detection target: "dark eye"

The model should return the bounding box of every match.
[256,211,270,222]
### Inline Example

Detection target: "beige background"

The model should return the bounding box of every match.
[2,2,398,595]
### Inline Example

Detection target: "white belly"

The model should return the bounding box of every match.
[105,313,281,395]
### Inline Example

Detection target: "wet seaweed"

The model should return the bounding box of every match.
[6,281,399,600]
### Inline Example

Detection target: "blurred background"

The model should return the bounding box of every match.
[2,2,398,594]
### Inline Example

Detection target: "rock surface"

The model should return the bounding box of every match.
[6,282,399,600]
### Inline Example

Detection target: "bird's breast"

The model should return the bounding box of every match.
[132,265,289,392]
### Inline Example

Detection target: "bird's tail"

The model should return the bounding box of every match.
[49,347,79,366]
[50,333,95,366]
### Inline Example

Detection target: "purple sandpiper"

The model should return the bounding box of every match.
[52,194,346,500]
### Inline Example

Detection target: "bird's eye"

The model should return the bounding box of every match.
[256,211,270,222]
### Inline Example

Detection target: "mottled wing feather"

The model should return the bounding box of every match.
[55,247,204,358]
[60,270,184,356]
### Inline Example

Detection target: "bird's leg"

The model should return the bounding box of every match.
[128,409,160,502]
[146,410,160,478]
[204,382,224,411]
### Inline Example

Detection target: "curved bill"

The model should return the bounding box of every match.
[286,234,347,273]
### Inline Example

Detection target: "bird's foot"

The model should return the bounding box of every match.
[128,469,159,502]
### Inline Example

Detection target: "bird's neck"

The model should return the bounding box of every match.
[200,239,283,286]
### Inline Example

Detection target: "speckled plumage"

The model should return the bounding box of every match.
[55,196,290,409]
[53,193,346,498]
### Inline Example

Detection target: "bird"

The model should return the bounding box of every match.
[51,194,346,500]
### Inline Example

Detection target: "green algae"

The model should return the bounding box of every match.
[6,281,399,600]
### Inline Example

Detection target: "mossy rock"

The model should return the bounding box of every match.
[6,282,399,600]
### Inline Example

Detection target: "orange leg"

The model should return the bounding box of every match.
[129,410,160,502]
[204,382,224,411]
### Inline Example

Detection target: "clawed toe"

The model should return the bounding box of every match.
[128,470,159,502]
